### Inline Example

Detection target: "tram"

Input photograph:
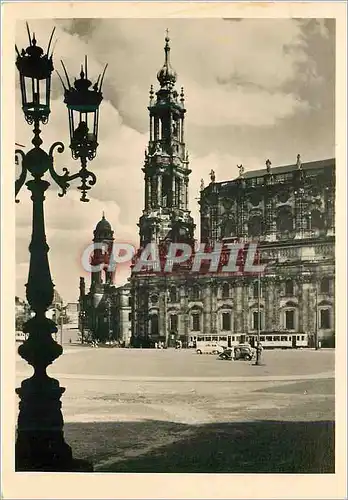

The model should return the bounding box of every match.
[189,333,309,349]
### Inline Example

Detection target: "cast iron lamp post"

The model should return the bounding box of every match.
[15,25,106,471]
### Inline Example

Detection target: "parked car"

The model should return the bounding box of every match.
[218,348,234,360]
[196,342,224,355]
[218,344,255,361]
[234,343,255,361]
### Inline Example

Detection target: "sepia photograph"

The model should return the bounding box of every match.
[1,2,347,499]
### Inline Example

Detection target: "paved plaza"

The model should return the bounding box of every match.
[16,343,335,473]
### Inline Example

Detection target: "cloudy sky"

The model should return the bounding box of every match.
[15,18,335,303]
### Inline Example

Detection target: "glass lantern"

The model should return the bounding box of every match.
[15,26,55,125]
[60,58,107,161]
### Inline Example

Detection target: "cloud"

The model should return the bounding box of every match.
[55,18,317,129]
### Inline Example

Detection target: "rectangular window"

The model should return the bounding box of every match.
[212,336,218,341]
[281,336,288,341]
[170,315,178,332]
[260,336,265,342]
[192,314,201,331]
[273,336,280,341]
[232,336,235,341]
[285,310,295,330]
[253,311,262,330]
[320,309,331,329]
[285,280,294,296]
[320,278,331,294]
[128,312,132,321]
[222,312,231,331]
[297,335,300,341]
[301,335,305,341]
[219,336,227,341]
[266,336,273,342]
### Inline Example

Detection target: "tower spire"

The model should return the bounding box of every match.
[157,29,177,89]
[164,28,170,65]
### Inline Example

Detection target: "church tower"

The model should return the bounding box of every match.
[90,213,115,292]
[138,31,195,248]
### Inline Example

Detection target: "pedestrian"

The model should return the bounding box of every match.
[231,345,235,361]
[155,341,158,349]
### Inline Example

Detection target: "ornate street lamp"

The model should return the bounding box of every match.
[15,24,106,471]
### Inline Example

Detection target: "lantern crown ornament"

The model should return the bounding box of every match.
[15,34,54,79]
[15,23,55,124]
[62,60,106,112]
[57,56,107,160]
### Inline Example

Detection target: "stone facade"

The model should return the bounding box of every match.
[198,157,335,347]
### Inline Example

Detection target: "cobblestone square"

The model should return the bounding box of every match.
[16,345,335,472]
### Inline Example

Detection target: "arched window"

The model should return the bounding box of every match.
[223,218,236,238]
[320,277,331,294]
[319,308,331,329]
[248,216,263,238]
[285,310,295,330]
[252,281,261,299]
[285,279,294,297]
[276,206,293,233]
[311,209,324,230]
[222,283,230,299]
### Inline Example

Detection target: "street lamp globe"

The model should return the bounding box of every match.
[15,25,55,125]
[59,58,107,161]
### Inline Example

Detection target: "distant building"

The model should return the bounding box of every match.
[66,302,79,327]
[15,296,31,331]
[79,216,132,345]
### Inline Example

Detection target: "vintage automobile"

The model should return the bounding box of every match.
[196,341,224,355]
[218,344,255,361]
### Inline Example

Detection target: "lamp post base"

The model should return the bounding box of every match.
[15,369,93,472]
[16,432,93,472]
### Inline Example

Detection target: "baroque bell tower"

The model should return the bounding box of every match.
[138,31,195,248]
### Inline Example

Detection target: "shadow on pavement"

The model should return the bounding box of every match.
[64,419,334,473]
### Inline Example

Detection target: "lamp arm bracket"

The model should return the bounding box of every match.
[48,142,72,198]
[15,149,28,203]
[76,164,97,202]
